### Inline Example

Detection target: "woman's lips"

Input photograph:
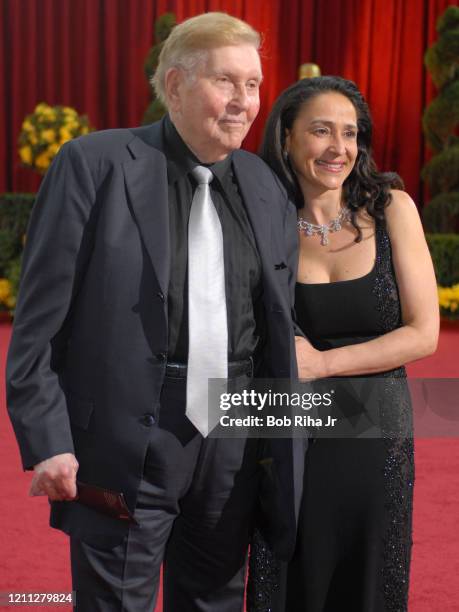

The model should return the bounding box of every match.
[315,160,345,172]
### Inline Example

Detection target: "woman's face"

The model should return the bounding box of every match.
[284,91,359,194]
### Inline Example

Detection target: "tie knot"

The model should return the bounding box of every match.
[192,165,213,185]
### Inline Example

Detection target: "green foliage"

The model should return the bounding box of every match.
[423,80,459,152]
[426,233,459,286]
[142,13,176,125]
[0,193,34,313]
[425,6,459,88]
[143,45,163,81]
[6,256,23,314]
[142,99,167,125]
[425,31,459,89]
[422,6,459,236]
[155,12,176,43]
[437,4,459,35]
[423,192,459,233]
[421,144,459,195]
[0,193,34,275]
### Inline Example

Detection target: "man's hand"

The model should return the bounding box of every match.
[295,336,328,380]
[29,453,79,501]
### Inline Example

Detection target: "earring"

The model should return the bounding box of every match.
[283,150,289,162]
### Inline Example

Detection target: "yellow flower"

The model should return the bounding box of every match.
[59,127,72,142]
[22,119,34,132]
[64,119,78,131]
[63,106,77,117]
[19,104,93,174]
[40,109,56,122]
[0,279,12,302]
[438,284,459,314]
[35,102,50,113]
[41,128,56,143]
[46,143,60,159]
[6,296,16,309]
[19,145,33,165]
[35,150,51,171]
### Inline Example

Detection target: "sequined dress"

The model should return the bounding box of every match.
[247,222,414,612]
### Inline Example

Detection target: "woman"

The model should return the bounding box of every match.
[248,77,439,611]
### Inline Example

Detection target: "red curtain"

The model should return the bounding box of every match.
[1,0,457,203]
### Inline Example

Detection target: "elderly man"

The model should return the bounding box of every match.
[7,12,301,612]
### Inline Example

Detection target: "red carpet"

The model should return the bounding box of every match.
[1,322,458,611]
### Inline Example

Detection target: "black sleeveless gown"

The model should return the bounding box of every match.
[248,223,414,612]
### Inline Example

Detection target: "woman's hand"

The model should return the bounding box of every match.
[295,336,328,380]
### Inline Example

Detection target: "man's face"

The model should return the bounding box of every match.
[168,44,262,162]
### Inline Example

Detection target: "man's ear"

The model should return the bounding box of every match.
[164,67,182,113]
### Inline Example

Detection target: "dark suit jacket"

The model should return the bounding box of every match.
[6,118,305,558]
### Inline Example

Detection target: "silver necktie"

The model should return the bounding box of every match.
[186,165,228,437]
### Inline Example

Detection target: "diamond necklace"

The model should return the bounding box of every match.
[297,207,351,246]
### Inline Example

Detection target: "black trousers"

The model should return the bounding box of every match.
[71,375,259,611]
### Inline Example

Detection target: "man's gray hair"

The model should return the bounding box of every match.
[152,12,261,107]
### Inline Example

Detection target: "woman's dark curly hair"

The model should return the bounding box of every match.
[259,76,404,241]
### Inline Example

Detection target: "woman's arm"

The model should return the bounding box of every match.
[296,190,439,379]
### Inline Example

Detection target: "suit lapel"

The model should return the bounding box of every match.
[232,152,272,274]
[233,152,290,312]
[122,133,284,303]
[123,122,170,295]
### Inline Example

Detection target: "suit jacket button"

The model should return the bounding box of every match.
[140,414,155,427]
[156,352,167,362]
[157,291,165,301]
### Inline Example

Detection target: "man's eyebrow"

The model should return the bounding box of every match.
[210,69,263,82]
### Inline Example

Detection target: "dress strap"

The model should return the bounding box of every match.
[372,217,402,333]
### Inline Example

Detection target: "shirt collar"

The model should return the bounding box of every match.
[163,114,232,186]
